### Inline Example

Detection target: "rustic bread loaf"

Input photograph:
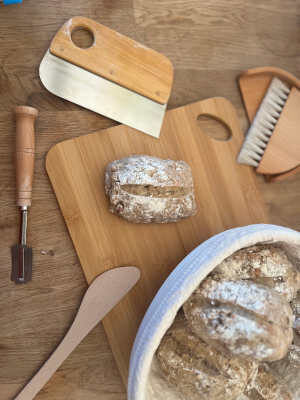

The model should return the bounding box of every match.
[105,155,197,223]
[210,244,300,302]
[182,244,300,363]
[156,316,258,400]
[291,291,300,336]
[245,364,292,400]
[183,278,294,362]
[155,245,299,399]
[267,345,300,400]
[156,315,294,400]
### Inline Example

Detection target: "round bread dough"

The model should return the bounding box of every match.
[157,316,258,400]
[105,155,197,223]
[244,364,292,400]
[210,244,300,302]
[267,345,300,400]
[183,278,294,362]
[154,244,300,400]
[291,291,300,336]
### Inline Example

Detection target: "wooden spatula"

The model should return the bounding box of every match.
[13,266,140,400]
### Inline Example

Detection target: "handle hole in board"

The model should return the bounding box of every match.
[71,27,95,49]
[197,114,232,142]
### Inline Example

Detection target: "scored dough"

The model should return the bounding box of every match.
[105,155,197,223]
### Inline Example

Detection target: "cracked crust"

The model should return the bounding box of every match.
[183,279,294,362]
[156,316,258,400]
[210,244,300,302]
[104,155,197,223]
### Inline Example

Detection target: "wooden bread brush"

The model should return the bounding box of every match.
[237,67,300,181]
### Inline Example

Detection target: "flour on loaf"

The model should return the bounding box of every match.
[105,155,197,223]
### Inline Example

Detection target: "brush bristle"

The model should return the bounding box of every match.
[237,77,290,167]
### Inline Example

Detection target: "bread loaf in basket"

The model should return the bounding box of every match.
[128,224,300,400]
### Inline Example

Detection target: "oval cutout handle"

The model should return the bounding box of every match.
[197,114,232,141]
[71,27,95,49]
[194,97,241,144]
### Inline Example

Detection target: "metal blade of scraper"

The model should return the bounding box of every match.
[39,50,166,138]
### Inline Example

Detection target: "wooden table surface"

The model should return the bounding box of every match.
[0,1,299,399]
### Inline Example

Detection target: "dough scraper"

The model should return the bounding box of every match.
[39,17,174,138]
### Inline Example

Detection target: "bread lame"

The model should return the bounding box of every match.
[11,106,38,284]
[39,17,174,138]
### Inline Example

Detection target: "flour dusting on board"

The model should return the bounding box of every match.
[133,42,150,51]
[63,19,73,36]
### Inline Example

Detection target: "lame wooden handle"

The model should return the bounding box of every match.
[15,106,38,207]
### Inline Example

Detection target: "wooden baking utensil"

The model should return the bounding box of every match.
[238,67,300,182]
[13,266,140,400]
[39,16,173,138]
[46,97,268,383]
[11,106,38,284]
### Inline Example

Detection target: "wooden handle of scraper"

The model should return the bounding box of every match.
[15,106,38,208]
[50,17,173,105]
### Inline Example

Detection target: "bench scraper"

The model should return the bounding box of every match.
[39,17,174,138]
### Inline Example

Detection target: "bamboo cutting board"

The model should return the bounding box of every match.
[46,98,268,384]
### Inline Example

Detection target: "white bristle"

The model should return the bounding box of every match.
[237,77,290,167]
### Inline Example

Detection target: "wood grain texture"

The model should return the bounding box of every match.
[0,1,300,399]
[14,267,140,400]
[46,98,268,383]
[0,111,124,400]
[15,106,38,207]
[50,17,173,105]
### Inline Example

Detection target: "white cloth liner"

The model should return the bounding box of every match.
[128,224,300,400]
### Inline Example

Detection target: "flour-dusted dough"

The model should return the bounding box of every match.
[210,244,300,302]
[183,279,294,362]
[155,244,300,400]
[156,316,258,400]
[182,244,300,363]
[291,291,300,336]
[105,155,197,223]
[245,364,292,400]
[267,345,300,400]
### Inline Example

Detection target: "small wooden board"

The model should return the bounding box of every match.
[46,98,268,384]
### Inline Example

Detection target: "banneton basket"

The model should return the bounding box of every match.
[128,224,300,400]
